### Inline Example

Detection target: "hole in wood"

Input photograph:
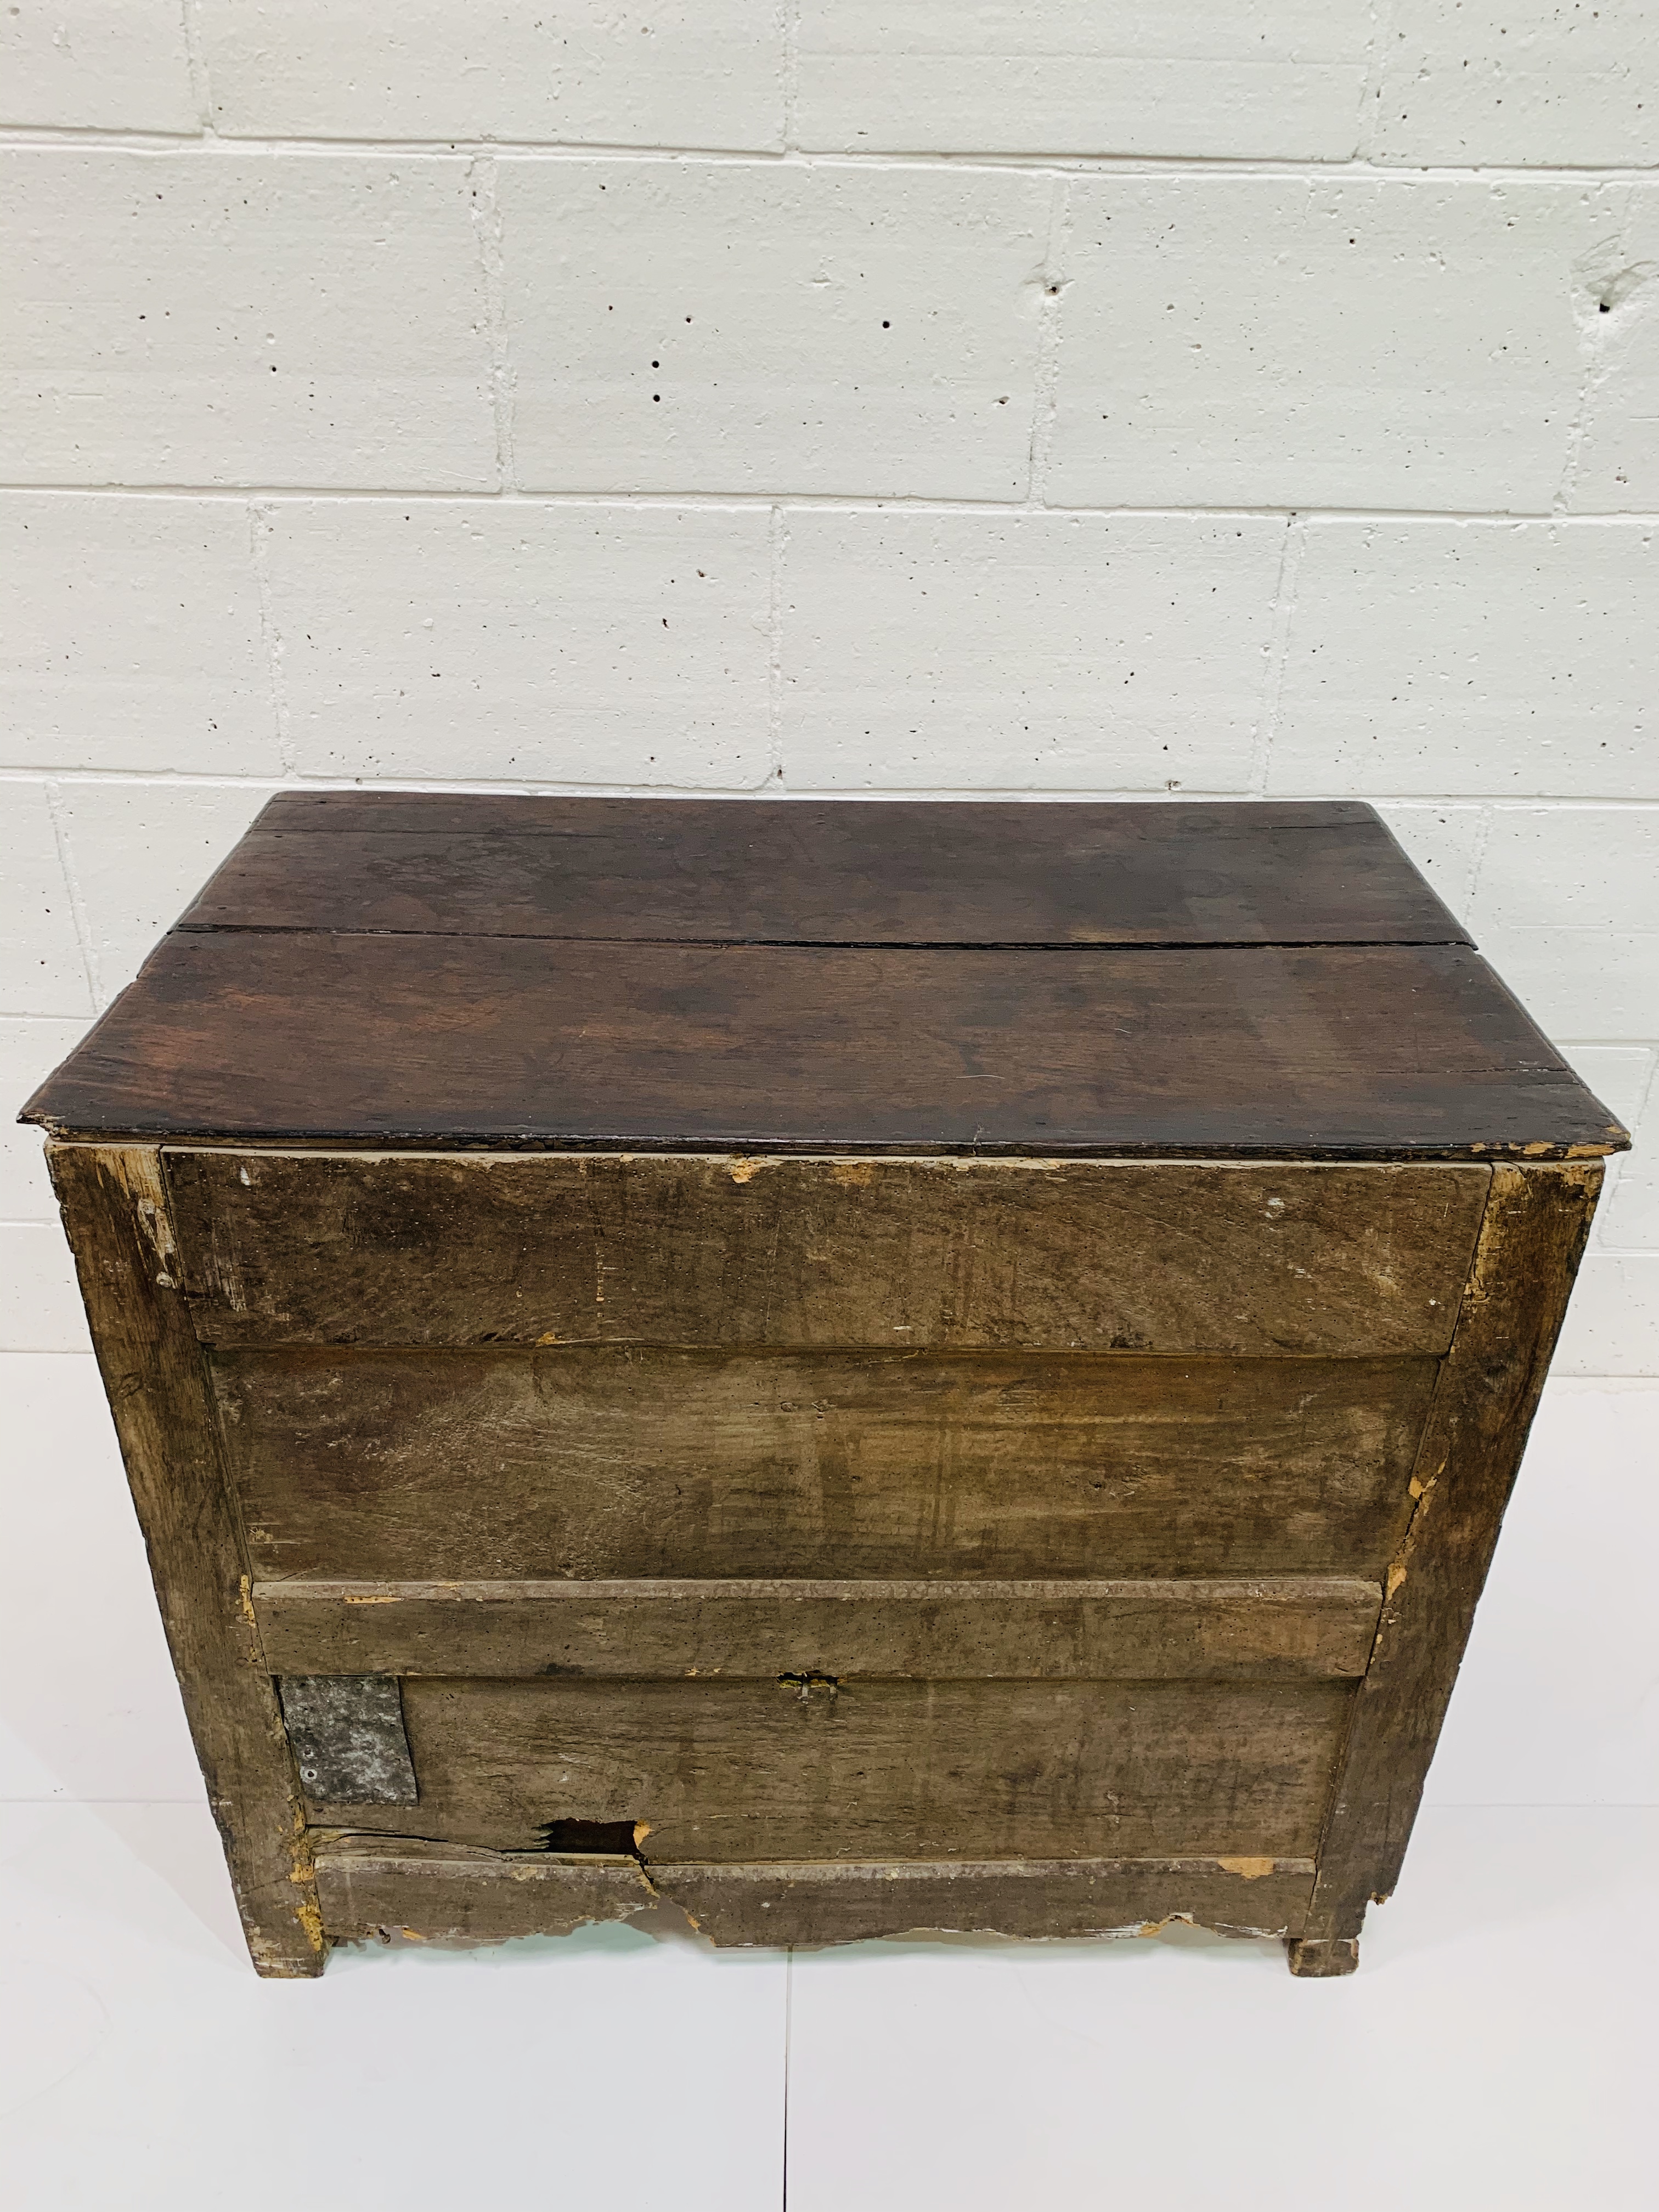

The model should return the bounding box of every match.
[537,1819,644,1858]
[778,1671,841,1702]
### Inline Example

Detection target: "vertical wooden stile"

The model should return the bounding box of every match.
[48,1144,325,1978]
[1290,1161,1601,1974]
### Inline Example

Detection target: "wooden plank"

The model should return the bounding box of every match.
[171,1152,1488,1353]
[314,1837,656,1943]
[216,1348,1436,1583]
[307,1676,1353,1861]
[1293,1162,1603,1974]
[658,1858,1317,1948]
[179,795,1473,947]
[22,936,1623,1157]
[45,1144,325,1977]
[313,1838,1317,1949]
[253,1576,1384,1681]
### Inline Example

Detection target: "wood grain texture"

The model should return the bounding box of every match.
[308,1675,1353,1861]
[217,1346,1435,1583]
[1300,1162,1603,1953]
[23,936,1622,1156]
[313,1837,656,1943]
[253,1576,1383,1681]
[1286,1936,1360,1977]
[45,1145,325,1977]
[171,1152,1488,1354]
[654,1858,1317,1948]
[180,795,1472,947]
[313,1837,1316,1949]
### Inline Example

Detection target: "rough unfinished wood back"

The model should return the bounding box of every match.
[306,1675,1356,1863]
[167,1152,1487,1353]
[213,1345,1435,1583]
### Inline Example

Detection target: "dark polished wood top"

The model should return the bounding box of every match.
[22,796,1624,1158]
[178,794,1471,948]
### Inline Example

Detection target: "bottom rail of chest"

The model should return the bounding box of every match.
[313,1839,1320,1951]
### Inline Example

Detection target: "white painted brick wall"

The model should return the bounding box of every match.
[1048,177,1611,512]
[780,512,1286,791]
[2,1,197,134]
[1571,184,1659,511]
[1270,521,1659,798]
[0,149,497,488]
[495,160,1054,498]
[1372,2,1659,167]
[793,3,1375,160]
[195,1,787,151]
[3,4,1656,1368]
[267,500,774,785]
[1,494,279,774]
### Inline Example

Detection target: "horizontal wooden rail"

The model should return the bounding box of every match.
[256,1574,1382,1681]
[314,1838,1318,1948]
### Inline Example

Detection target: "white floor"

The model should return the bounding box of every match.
[3,1355,1656,2211]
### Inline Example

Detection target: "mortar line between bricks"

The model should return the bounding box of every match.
[40,781,103,1013]
[467,151,519,493]
[1355,0,1401,164]
[5,487,1659,525]
[1248,516,1305,798]
[178,0,216,138]
[1024,176,1070,508]
[1,128,1657,179]
[1555,180,1640,517]
[1465,806,1499,914]
[767,503,787,786]
[246,501,295,778]
[781,0,800,158]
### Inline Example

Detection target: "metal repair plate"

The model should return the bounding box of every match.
[279,1674,419,1804]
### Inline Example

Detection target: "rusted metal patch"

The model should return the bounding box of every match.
[279,1674,418,1804]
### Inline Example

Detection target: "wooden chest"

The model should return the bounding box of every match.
[24,795,1624,1978]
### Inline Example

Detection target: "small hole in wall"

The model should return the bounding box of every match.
[1600,300,1612,312]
